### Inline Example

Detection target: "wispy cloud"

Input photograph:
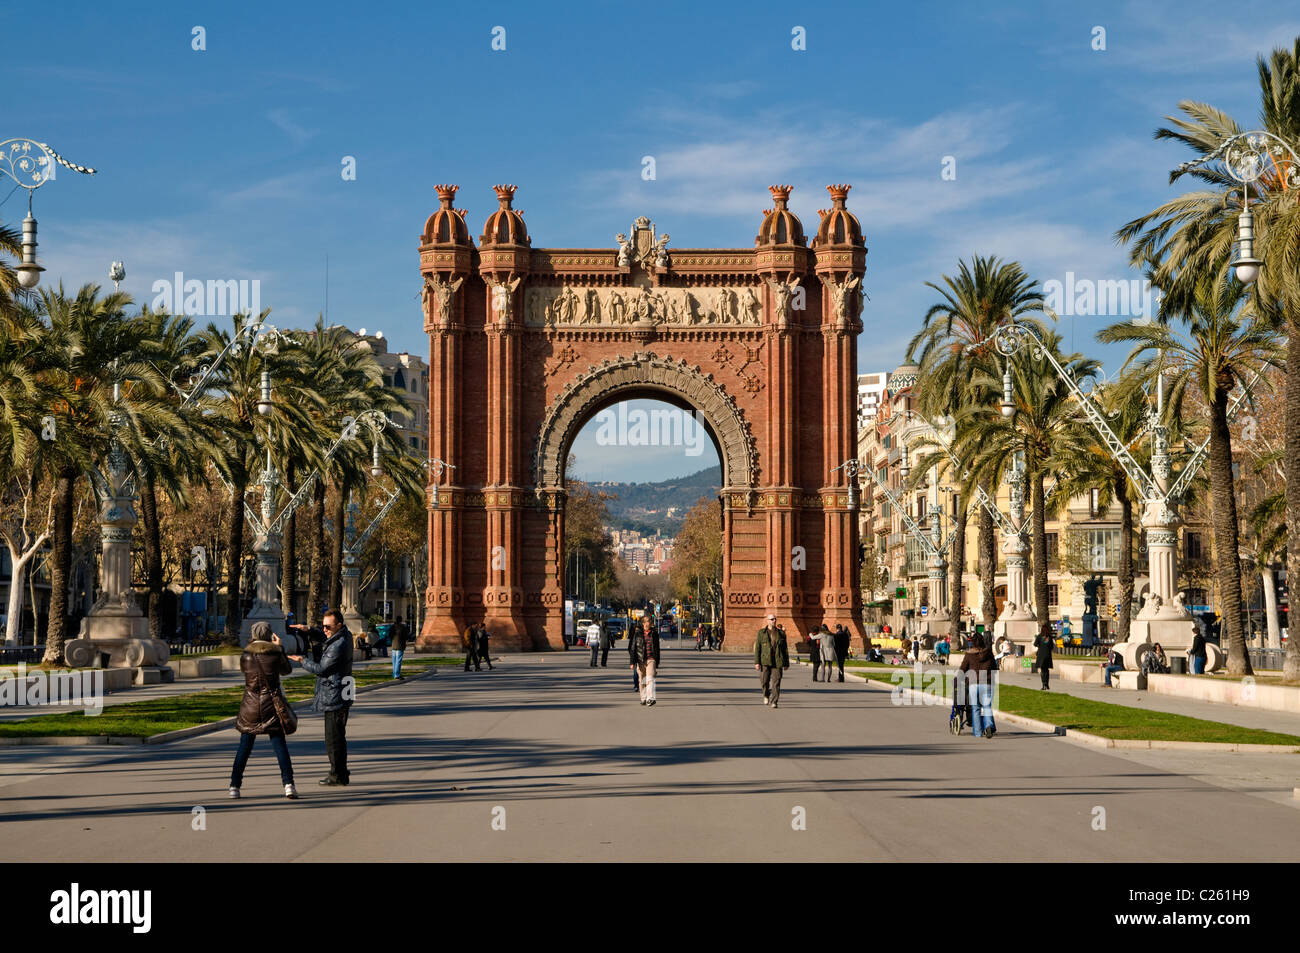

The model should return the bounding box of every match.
[266,108,319,146]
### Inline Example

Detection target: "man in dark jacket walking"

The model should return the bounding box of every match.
[463,623,481,671]
[289,609,354,786]
[477,623,494,670]
[390,618,410,679]
[833,624,850,682]
[754,614,789,707]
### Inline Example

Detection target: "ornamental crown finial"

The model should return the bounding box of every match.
[827,183,851,206]
[493,184,518,208]
[434,184,459,208]
[769,185,793,207]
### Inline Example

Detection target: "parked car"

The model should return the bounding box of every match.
[606,617,627,641]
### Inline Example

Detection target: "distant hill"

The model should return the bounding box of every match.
[581,465,721,536]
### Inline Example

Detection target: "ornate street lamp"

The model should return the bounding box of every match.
[0,139,97,289]
[1175,130,1300,284]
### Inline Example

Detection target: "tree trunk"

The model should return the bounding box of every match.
[948,495,967,627]
[1285,326,1300,681]
[4,537,46,645]
[41,467,78,665]
[1031,468,1049,628]
[306,479,327,626]
[1262,567,1281,649]
[281,464,296,620]
[1207,387,1252,676]
[978,480,996,625]
[329,478,347,610]
[1116,473,1134,644]
[139,475,165,641]
[222,468,248,646]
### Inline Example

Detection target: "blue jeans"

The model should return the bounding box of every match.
[968,681,995,737]
[1104,664,1124,686]
[230,732,293,787]
[391,650,405,678]
[1191,655,1205,675]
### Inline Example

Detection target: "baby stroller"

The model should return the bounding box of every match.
[948,691,972,735]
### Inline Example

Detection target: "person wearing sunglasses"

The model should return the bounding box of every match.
[289,609,355,786]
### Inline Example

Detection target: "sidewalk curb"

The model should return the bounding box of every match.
[824,662,1300,753]
[0,665,441,747]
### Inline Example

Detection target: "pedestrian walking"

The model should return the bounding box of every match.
[1189,629,1207,675]
[229,621,298,800]
[958,632,997,739]
[478,623,494,669]
[1033,622,1053,690]
[463,623,481,671]
[588,620,602,667]
[288,609,355,785]
[629,615,661,706]
[833,624,850,681]
[808,629,823,683]
[754,614,789,707]
[598,621,611,667]
[390,617,409,679]
[817,624,836,682]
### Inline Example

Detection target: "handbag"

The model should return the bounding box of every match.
[270,684,298,735]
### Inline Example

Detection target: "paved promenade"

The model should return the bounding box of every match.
[0,652,1296,862]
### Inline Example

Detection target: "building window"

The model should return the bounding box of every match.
[1185,532,1203,561]
[1185,587,1208,607]
[1045,532,1059,563]
[1047,584,1059,608]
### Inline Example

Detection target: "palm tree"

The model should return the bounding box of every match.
[1118,37,1300,679]
[198,311,316,645]
[908,256,1045,627]
[36,284,180,663]
[955,326,1099,629]
[1100,275,1280,675]
[127,308,213,641]
[0,223,25,316]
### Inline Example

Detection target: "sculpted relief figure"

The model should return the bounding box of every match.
[489,276,522,324]
[525,285,768,328]
[425,274,465,327]
[608,290,627,324]
[616,233,632,267]
[653,233,671,269]
[741,285,761,325]
[822,274,862,326]
[767,276,802,328]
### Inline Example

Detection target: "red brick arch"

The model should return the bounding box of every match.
[417,184,867,653]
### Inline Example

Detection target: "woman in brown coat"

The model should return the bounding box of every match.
[229,621,298,799]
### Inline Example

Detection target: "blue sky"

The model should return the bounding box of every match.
[7,0,1297,481]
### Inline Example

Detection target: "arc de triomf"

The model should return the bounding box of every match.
[417,183,867,654]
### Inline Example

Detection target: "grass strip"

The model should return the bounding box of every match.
[856,669,1300,746]
[0,658,451,738]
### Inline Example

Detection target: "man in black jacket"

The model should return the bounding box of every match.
[289,609,355,786]
[833,624,850,682]
[754,614,789,707]
[477,624,494,670]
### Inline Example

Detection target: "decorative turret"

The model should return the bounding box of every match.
[480,184,530,247]
[813,184,864,248]
[755,185,807,247]
[813,184,867,311]
[422,185,472,246]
